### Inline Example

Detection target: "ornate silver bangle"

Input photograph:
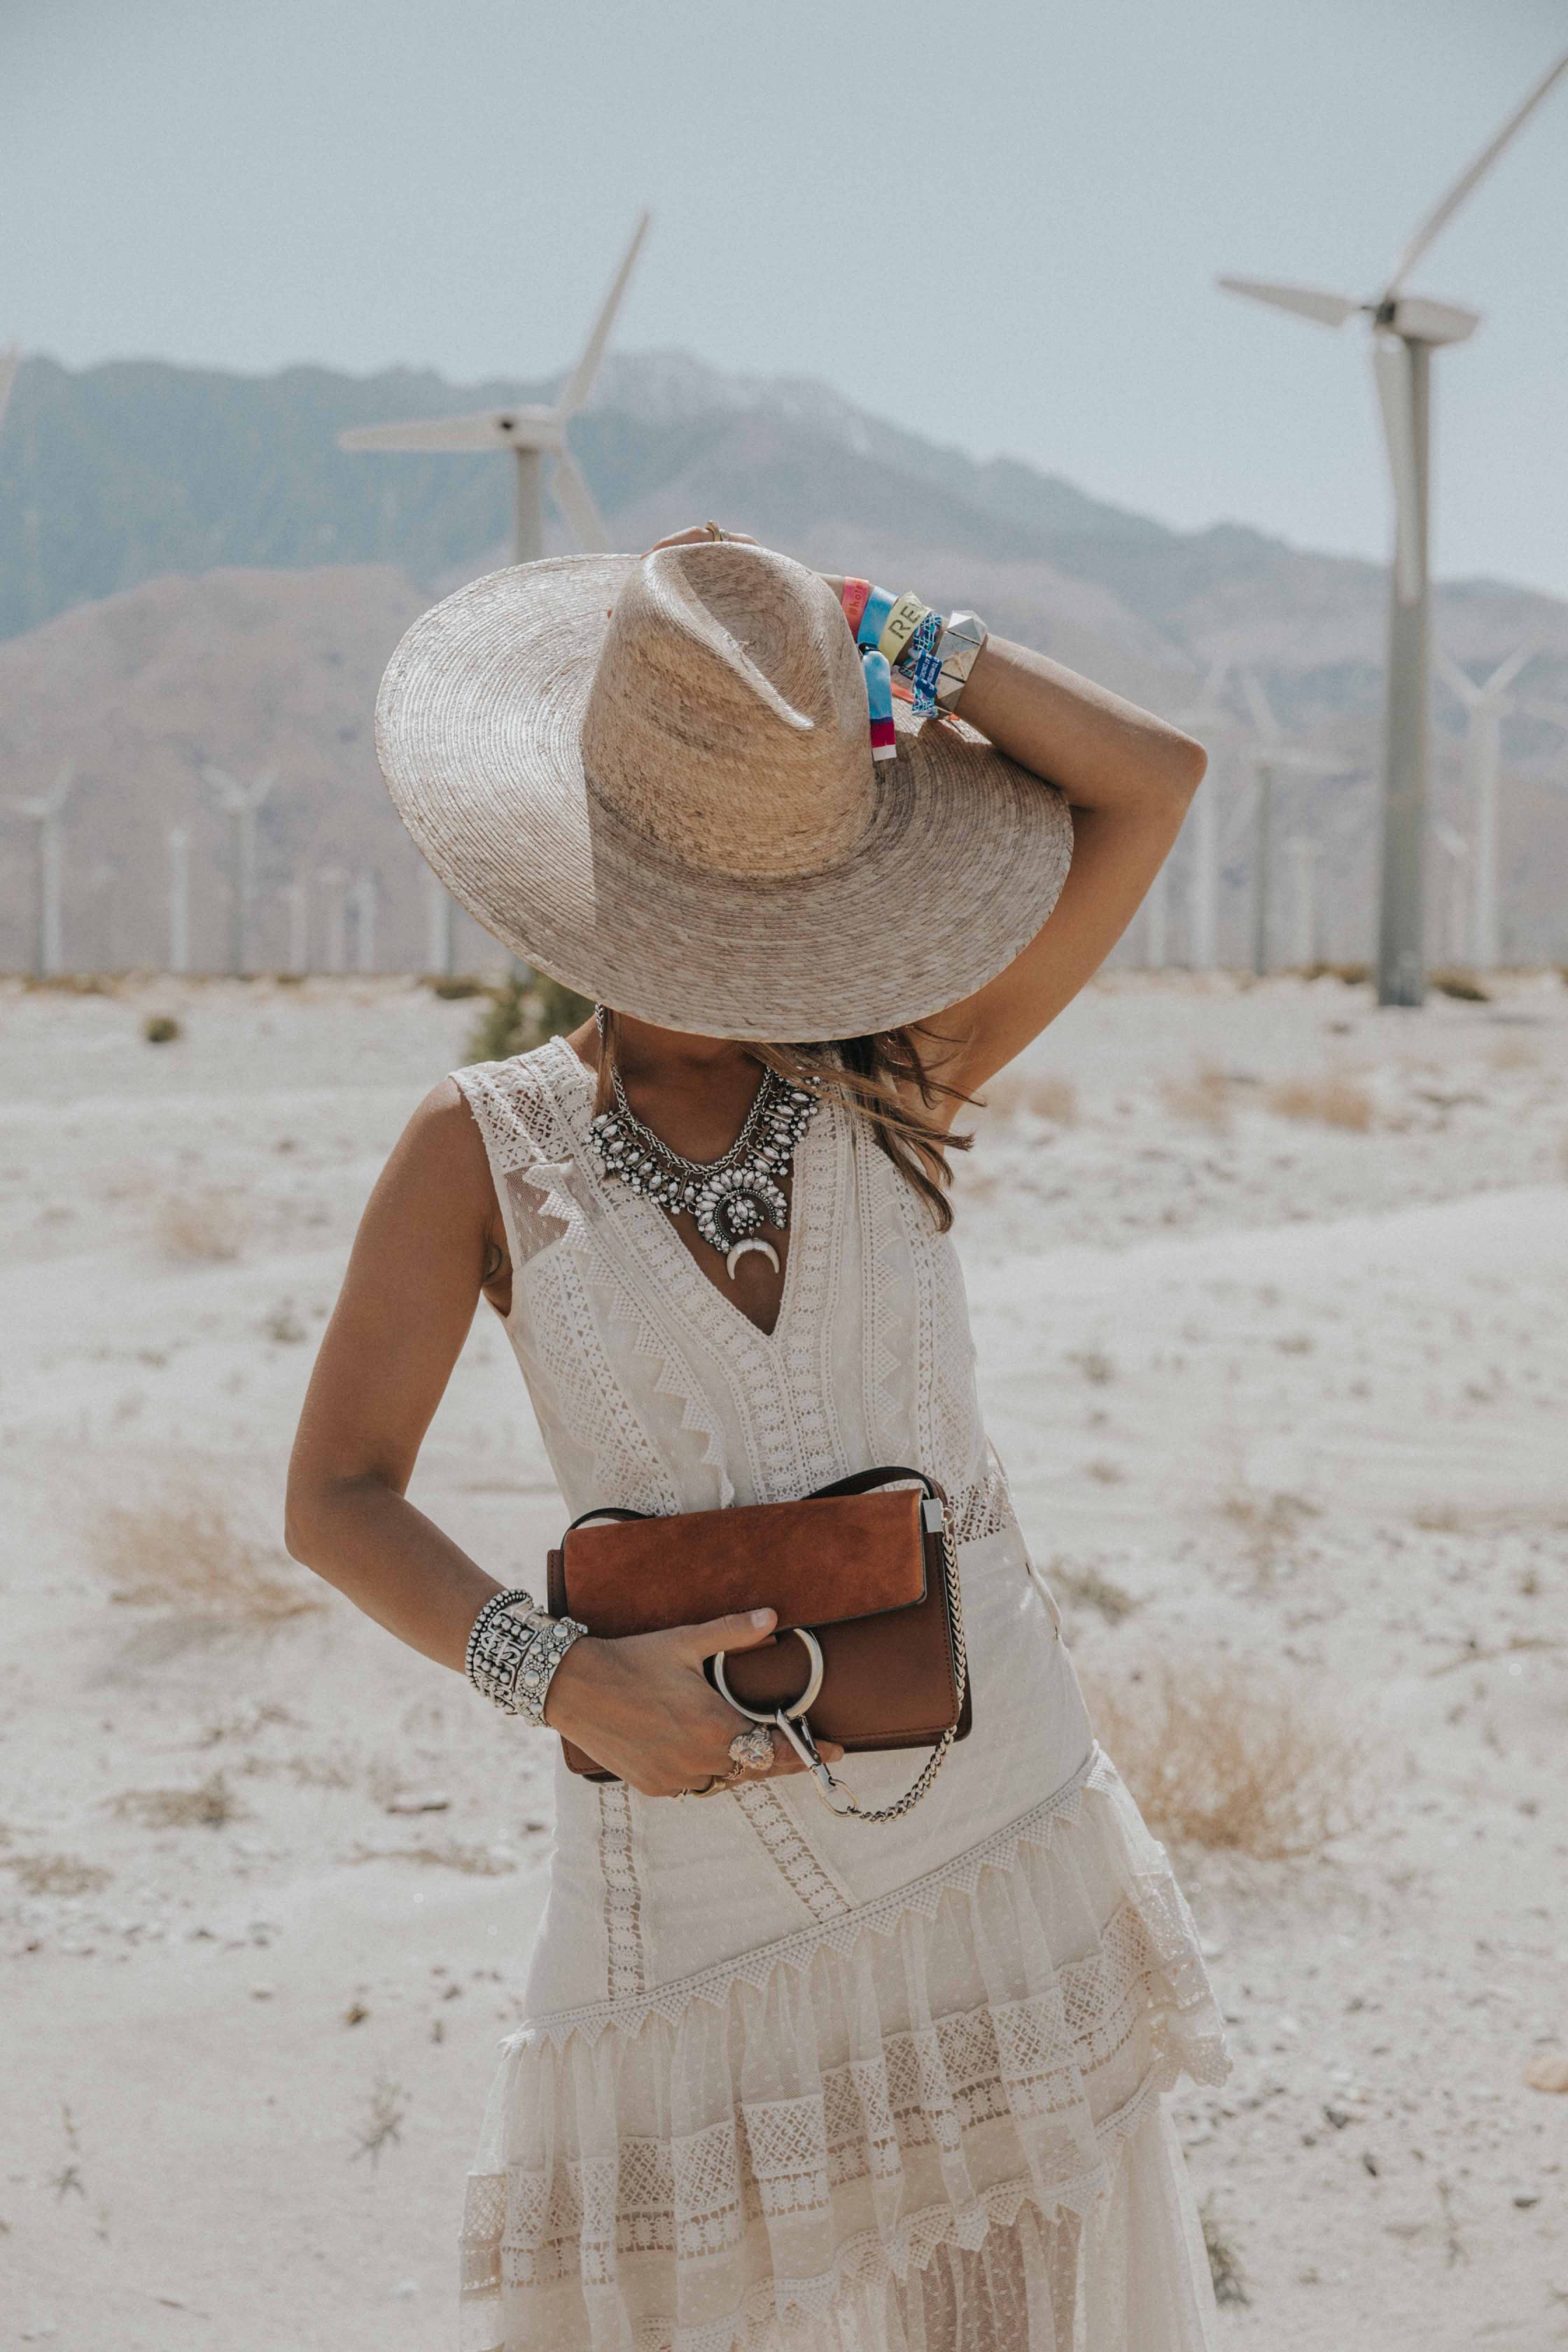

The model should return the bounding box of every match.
[934,610,989,713]
[465,1590,587,1726]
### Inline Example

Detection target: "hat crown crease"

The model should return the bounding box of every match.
[579,541,876,881]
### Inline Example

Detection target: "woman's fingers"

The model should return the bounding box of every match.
[675,1606,777,1663]
[645,524,760,554]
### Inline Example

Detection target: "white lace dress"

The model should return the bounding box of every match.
[451,1037,1228,2352]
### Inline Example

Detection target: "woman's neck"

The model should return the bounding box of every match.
[572,1010,755,1086]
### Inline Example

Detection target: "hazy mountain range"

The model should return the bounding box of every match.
[1,349,1565,974]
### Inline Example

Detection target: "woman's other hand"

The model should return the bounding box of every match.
[543,1605,844,1796]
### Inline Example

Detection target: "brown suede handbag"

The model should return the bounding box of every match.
[546,1466,972,1821]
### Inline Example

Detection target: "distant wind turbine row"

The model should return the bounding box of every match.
[1221,45,1568,1007]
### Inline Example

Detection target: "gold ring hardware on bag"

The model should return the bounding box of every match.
[712,1627,824,1722]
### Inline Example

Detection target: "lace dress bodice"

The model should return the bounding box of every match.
[454,1035,1011,1539]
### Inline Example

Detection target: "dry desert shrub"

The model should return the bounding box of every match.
[113,1770,243,1829]
[1428,967,1490,1003]
[4,1852,111,1897]
[1200,2199,1250,2307]
[97,1483,320,1620]
[979,1069,1079,1124]
[153,1185,248,1263]
[1047,1560,1139,1623]
[1082,1653,1366,1859]
[351,1838,515,1875]
[1160,1064,1231,1133]
[1264,1073,1374,1131]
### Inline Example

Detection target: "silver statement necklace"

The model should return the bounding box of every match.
[587,1008,819,1280]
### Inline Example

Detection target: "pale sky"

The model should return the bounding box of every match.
[4,0,1566,593]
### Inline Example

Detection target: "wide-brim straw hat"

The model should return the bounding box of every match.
[375,538,1071,1042]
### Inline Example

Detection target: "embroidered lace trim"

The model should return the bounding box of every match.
[598,1783,647,2000]
[732,1784,854,1925]
[460,2053,1190,2344]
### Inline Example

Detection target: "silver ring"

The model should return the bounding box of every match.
[728,1723,777,1774]
[713,1628,824,1723]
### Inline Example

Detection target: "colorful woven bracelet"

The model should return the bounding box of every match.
[856,584,897,650]
[878,592,932,668]
[903,608,945,719]
[862,648,897,762]
[839,577,872,636]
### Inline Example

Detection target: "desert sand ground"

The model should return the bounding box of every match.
[2,968,1566,2351]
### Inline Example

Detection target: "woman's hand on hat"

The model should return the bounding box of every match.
[646,524,760,553]
[542,1606,844,1797]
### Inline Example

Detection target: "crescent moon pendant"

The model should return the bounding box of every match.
[725,1237,780,1281]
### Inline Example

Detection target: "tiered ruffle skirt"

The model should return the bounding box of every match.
[459,1751,1227,2352]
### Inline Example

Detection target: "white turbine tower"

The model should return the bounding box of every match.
[8,765,73,977]
[1170,663,1237,969]
[351,870,378,974]
[1219,47,1568,1007]
[168,825,191,974]
[340,212,651,564]
[0,344,20,437]
[1240,673,1343,976]
[425,866,457,977]
[1436,645,1534,970]
[1431,820,1470,964]
[202,764,274,975]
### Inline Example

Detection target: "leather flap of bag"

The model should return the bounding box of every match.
[558,1487,928,1638]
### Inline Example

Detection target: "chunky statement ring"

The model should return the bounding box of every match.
[713,1627,825,1723]
[728,1723,777,1775]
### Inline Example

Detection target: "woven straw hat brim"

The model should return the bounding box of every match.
[376,556,1072,1043]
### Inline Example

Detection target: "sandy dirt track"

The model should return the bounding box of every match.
[2,969,1566,2350]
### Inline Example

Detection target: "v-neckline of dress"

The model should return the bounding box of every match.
[544,1034,816,1350]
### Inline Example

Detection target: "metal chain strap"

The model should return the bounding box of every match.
[777,1516,969,1823]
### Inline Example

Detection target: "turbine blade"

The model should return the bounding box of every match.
[550,449,610,552]
[555,211,651,418]
[1436,652,1481,710]
[1481,641,1535,699]
[1524,698,1568,731]
[0,342,20,435]
[339,410,547,454]
[1387,47,1568,293]
[1217,276,1362,328]
[1372,337,1423,606]
[1240,668,1279,738]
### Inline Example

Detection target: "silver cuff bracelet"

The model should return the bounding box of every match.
[934,610,989,713]
[466,1589,587,1727]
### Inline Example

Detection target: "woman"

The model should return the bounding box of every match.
[287,526,1227,2351]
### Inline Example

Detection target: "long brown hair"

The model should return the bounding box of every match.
[594,1015,973,1231]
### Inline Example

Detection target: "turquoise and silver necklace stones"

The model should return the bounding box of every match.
[588,1009,818,1281]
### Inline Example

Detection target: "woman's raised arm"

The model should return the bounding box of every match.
[927,634,1206,1092]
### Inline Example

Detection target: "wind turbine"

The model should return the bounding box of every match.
[202,764,274,976]
[1240,673,1343,976]
[351,870,378,974]
[1170,662,1238,969]
[1219,48,1568,1007]
[1431,820,1470,963]
[168,825,191,974]
[425,867,457,977]
[340,211,650,564]
[0,344,20,438]
[1436,645,1533,969]
[8,765,73,976]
